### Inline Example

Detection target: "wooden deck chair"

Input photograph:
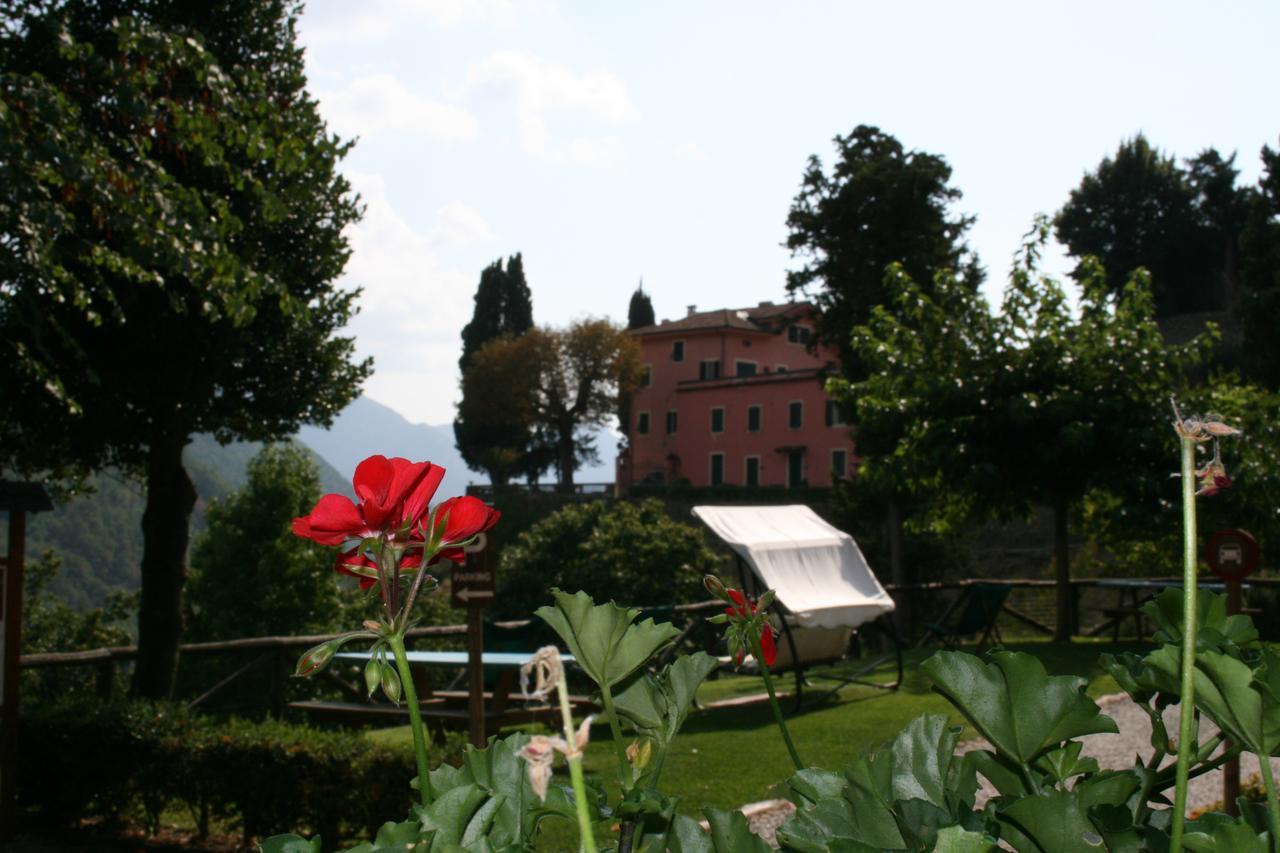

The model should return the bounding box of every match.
[917,582,1011,649]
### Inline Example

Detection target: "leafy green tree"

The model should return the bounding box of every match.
[454,333,545,488]
[0,2,368,697]
[627,281,655,329]
[455,254,537,484]
[526,321,642,491]
[785,124,982,377]
[1055,135,1246,318]
[457,254,534,371]
[186,444,353,641]
[1240,140,1280,387]
[497,499,719,617]
[836,221,1206,639]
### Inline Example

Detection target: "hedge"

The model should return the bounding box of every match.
[19,701,465,846]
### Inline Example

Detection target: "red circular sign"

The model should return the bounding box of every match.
[1206,528,1259,582]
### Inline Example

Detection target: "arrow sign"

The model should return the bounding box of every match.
[451,528,496,610]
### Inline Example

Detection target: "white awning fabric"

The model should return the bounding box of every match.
[692,504,895,630]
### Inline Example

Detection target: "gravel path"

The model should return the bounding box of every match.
[742,692,1280,848]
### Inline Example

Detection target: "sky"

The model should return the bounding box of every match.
[296,0,1280,427]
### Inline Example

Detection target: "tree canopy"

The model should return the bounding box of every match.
[186,444,353,642]
[457,253,533,371]
[627,281,655,329]
[785,124,982,377]
[0,1,367,696]
[497,499,718,616]
[1240,140,1280,386]
[834,220,1207,639]
[468,321,640,491]
[1055,134,1246,317]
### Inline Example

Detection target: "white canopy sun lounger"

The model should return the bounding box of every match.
[692,504,902,706]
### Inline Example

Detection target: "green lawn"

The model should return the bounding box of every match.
[367,639,1150,850]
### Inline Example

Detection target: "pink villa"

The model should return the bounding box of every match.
[617,301,856,489]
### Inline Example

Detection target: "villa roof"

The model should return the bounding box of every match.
[630,301,812,336]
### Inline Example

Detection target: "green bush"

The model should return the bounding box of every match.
[496,498,720,618]
[18,700,465,846]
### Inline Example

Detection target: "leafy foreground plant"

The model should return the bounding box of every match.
[259,440,1278,851]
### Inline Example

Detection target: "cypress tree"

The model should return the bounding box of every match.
[627,281,655,329]
[458,253,533,371]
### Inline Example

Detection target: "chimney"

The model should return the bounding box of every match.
[687,304,697,317]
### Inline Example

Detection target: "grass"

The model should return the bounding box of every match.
[367,638,1151,851]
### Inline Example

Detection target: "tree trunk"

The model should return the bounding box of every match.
[1052,497,1073,642]
[132,434,197,698]
[555,422,576,493]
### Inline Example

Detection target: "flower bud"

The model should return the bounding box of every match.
[703,575,728,600]
[756,589,777,611]
[380,662,402,704]
[364,657,381,697]
[362,619,382,633]
[295,638,339,677]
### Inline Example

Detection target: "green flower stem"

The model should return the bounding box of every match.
[388,633,434,808]
[556,676,598,853]
[754,634,804,771]
[1259,752,1280,853]
[597,684,633,790]
[1172,433,1198,852]
[1155,743,1240,791]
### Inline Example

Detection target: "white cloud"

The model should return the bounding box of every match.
[428,201,495,250]
[464,50,639,163]
[339,173,481,423]
[317,74,478,143]
[671,142,710,165]
[302,0,555,46]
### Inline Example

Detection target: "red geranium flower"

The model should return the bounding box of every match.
[431,496,501,563]
[292,455,445,546]
[726,588,777,667]
[335,549,423,589]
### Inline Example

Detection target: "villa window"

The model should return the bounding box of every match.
[672,340,684,362]
[744,456,761,487]
[735,360,757,377]
[788,401,803,429]
[826,399,846,427]
[747,405,761,432]
[832,448,848,479]
[787,325,811,345]
[666,410,678,434]
[711,407,725,433]
[699,359,721,380]
[710,453,725,486]
[637,411,650,435]
[640,365,652,388]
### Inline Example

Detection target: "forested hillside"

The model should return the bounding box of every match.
[25,436,349,608]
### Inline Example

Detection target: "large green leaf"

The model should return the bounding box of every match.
[997,773,1138,853]
[704,807,773,852]
[776,714,980,852]
[1142,588,1257,652]
[930,825,998,852]
[536,589,682,689]
[1145,646,1280,757]
[258,835,322,853]
[424,732,584,848]
[922,651,1117,766]
[613,652,718,754]
[1180,813,1272,853]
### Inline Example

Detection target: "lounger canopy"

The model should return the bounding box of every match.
[692,504,895,630]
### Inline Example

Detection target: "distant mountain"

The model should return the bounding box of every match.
[27,395,617,608]
[296,395,619,497]
[26,436,349,608]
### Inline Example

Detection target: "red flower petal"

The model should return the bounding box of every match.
[760,626,777,668]
[353,455,396,530]
[436,496,500,546]
[400,463,446,531]
[293,494,366,546]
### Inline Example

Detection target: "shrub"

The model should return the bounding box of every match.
[496,498,720,618]
[18,700,465,846]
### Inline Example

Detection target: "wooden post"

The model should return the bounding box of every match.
[467,608,485,748]
[1223,578,1242,816]
[0,510,25,839]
